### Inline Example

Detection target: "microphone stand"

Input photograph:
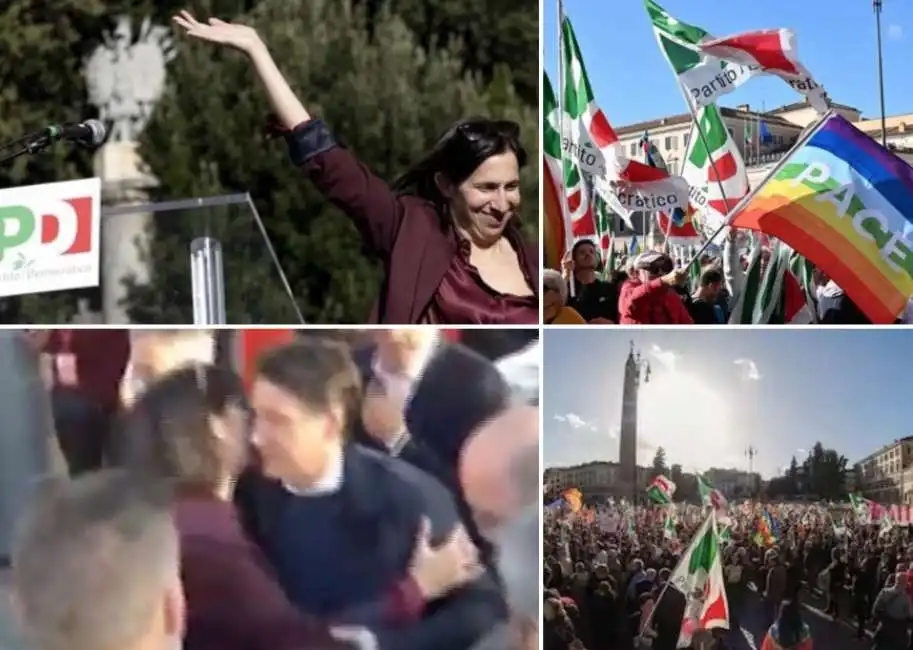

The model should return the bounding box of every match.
[0,131,53,166]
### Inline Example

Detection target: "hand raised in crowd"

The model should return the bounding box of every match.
[661,268,688,286]
[173,10,264,54]
[408,518,483,601]
[561,250,574,278]
[360,379,406,442]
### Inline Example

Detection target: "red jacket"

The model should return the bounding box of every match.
[619,278,694,325]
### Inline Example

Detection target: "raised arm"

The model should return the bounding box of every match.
[173,11,407,257]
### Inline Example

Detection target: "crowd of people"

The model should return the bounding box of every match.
[543,233,913,325]
[543,496,913,650]
[0,327,539,650]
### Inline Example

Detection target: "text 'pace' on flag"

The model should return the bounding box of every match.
[727,112,913,324]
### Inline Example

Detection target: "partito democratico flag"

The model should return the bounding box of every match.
[699,29,829,114]
[561,13,690,218]
[681,103,749,236]
[669,512,730,648]
[645,0,761,109]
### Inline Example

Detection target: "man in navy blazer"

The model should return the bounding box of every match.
[351,330,512,566]
[245,338,506,650]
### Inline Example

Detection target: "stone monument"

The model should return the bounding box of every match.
[84,17,173,323]
[619,342,650,501]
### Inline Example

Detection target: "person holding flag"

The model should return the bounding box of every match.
[760,600,814,650]
[618,252,692,325]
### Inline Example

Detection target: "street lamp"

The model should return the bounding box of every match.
[746,446,757,496]
[874,0,887,147]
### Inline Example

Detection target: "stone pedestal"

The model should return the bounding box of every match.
[93,141,155,324]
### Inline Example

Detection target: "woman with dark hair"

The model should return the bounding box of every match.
[172,11,538,324]
[117,363,486,650]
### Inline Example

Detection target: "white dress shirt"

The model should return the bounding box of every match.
[283,445,344,496]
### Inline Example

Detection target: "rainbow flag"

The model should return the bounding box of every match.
[657,208,700,242]
[729,112,913,323]
[753,510,779,546]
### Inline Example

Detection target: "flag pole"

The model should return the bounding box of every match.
[556,0,576,297]
[874,0,888,148]
[683,109,835,267]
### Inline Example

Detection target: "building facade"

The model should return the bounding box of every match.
[703,467,761,499]
[543,461,654,502]
[854,436,913,504]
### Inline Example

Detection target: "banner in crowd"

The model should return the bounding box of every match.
[727,112,913,324]
[0,178,101,297]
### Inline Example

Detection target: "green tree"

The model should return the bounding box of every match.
[0,0,128,323]
[369,0,538,106]
[651,447,668,479]
[801,441,847,499]
[130,0,537,322]
[787,455,799,495]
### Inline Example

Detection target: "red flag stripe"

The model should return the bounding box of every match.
[567,187,583,212]
[589,109,619,148]
[707,152,738,183]
[702,30,800,76]
[572,213,596,236]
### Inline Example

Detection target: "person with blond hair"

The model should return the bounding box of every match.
[543,270,585,325]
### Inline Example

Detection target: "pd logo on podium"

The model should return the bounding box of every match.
[0,178,101,298]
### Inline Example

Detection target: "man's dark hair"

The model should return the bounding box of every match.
[256,338,362,428]
[701,267,723,287]
[571,239,596,258]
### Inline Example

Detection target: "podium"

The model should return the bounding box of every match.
[99,192,305,324]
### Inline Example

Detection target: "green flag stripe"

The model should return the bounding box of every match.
[688,105,728,168]
[645,0,708,45]
[543,72,561,158]
[561,18,596,118]
[657,33,702,74]
[688,524,718,574]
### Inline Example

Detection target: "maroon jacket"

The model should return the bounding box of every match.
[43,329,130,412]
[176,496,424,650]
[285,119,539,323]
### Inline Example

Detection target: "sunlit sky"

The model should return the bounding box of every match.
[543,329,913,478]
[543,0,913,127]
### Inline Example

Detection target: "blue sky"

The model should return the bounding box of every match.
[543,0,913,127]
[543,329,913,478]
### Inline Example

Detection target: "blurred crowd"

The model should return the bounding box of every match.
[0,328,539,650]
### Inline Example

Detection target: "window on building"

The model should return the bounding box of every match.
[665,135,676,150]
[728,127,734,138]
[683,133,690,150]
[631,142,637,156]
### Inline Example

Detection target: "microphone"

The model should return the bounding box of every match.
[44,119,107,147]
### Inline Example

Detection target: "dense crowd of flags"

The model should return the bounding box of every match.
[544,0,913,324]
